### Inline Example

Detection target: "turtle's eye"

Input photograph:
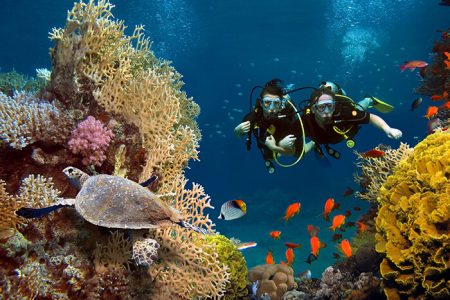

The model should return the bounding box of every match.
[68,168,73,173]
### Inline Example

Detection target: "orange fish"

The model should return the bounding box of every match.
[284,202,301,222]
[445,60,450,69]
[329,215,346,231]
[425,106,439,119]
[356,221,367,233]
[444,51,450,60]
[340,239,352,257]
[307,224,320,237]
[310,236,326,256]
[431,91,449,101]
[285,242,301,249]
[269,231,281,239]
[266,250,274,264]
[285,248,295,265]
[322,198,338,221]
[440,101,450,110]
[360,149,385,158]
[400,60,428,72]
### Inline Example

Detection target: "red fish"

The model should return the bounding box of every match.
[284,202,301,222]
[340,239,352,257]
[345,210,352,217]
[332,233,343,242]
[285,248,295,265]
[343,187,354,197]
[425,106,439,119]
[269,231,281,239]
[400,60,428,72]
[431,91,449,101]
[440,101,450,110]
[356,221,367,233]
[307,224,320,237]
[353,206,361,211]
[285,242,301,249]
[445,60,450,70]
[266,250,274,264]
[329,215,346,231]
[322,198,338,221]
[360,149,385,158]
[444,51,450,60]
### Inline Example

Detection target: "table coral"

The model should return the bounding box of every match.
[375,130,450,299]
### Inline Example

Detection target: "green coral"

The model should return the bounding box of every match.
[375,130,450,300]
[204,234,249,300]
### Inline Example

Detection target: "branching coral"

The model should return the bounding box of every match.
[0,179,24,233]
[0,91,74,149]
[353,143,413,202]
[375,130,450,299]
[93,231,133,273]
[147,176,228,299]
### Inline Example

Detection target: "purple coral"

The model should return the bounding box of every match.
[68,116,114,166]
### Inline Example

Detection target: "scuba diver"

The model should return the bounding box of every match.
[301,83,403,159]
[234,79,314,174]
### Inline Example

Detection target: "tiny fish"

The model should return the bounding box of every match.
[237,242,257,251]
[332,233,343,242]
[284,202,301,222]
[400,60,428,72]
[270,231,282,239]
[424,106,439,119]
[266,250,274,264]
[340,239,352,257]
[410,97,422,111]
[218,199,247,220]
[307,224,320,237]
[329,215,346,231]
[297,269,312,280]
[360,149,385,158]
[356,221,367,233]
[305,253,318,265]
[285,242,301,249]
[285,248,295,266]
[343,187,354,197]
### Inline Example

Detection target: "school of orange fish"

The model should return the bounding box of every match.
[263,186,370,270]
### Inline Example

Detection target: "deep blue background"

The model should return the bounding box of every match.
[1,0,448,277]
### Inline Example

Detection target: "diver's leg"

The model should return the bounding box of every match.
[358,97,373,110]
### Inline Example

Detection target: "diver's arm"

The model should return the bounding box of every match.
[303,141,315,154]
[234,121,251,138]
[369,114,402,140]
[265,135,296,156]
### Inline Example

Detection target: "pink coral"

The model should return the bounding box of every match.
[68,116,114,166]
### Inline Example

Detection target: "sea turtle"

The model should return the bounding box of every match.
[17,166,207,266]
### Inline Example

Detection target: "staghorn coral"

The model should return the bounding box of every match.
[353,143,413,202]
[375,130,450,299]
[0,91,74,150]
[204,234,249,300]
[68,115,114,166]
[248,264,297,300]
[93,231,133,273]
[17,174,62,208]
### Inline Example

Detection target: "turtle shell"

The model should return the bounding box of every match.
[75,174,180,229]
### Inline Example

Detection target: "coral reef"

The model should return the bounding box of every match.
[375,130,450,299]
[204,234,249,300]
[248,264,297,300]
[353,143,413,202]
[68,116,114,166]
[0,91,74,150]
[0,70,47,96]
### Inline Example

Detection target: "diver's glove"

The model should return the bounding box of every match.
[278,134,297,149]
[234,121,251,137]
[386,128,402,140]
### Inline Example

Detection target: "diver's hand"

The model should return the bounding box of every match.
[386,128,402,140]
[278,134,297,149]
[265,135,277,150]
[234,121,251,137]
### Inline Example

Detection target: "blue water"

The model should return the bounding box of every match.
[1,0,448,278]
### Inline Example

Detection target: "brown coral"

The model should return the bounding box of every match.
[375,130,450,299]
[248,264,297,300]
[0,179,24,235]
[354,143,413,202]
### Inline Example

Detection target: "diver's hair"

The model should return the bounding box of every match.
[260,78,284,99]
[310,88,335,104]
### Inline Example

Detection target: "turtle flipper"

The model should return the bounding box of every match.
[139,175,158,187]
[16,198,76,219]
[16,204,71,218]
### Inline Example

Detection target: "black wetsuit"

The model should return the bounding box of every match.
[301,101,370,148]
[242,102,304,160]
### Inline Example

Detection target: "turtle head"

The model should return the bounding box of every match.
[63,166,89,190]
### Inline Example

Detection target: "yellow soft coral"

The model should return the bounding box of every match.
[375,130,450,299]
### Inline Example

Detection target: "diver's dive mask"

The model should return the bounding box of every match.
[261,95,288,116]
[314,100,335,113]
